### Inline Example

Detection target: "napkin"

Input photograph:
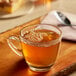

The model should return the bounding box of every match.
[41,10,76,42]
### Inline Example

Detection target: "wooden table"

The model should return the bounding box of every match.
[0,18,76,76]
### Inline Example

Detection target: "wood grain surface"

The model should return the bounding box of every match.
[0,18,76,76]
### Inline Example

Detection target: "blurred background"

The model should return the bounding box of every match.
[51,0,76,14]
[0,0,76,33]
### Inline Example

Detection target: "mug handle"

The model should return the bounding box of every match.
[7,36,23,56]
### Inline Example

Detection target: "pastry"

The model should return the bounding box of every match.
[0,0,24,13]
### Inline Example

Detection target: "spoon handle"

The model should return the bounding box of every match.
[54,11,71,26]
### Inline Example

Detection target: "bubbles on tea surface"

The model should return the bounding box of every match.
[23,28,59,43]
[23,29,42,42]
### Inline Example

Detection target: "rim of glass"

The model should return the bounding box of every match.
[20,23,62,37]
[20,24,62,47]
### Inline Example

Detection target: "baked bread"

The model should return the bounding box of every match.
[0,0,24,13]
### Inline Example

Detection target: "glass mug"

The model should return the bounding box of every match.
[7,24,62,72]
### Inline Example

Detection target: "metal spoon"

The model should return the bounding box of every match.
[54,11,76,29]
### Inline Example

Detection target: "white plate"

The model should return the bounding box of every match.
[0,1,35,19]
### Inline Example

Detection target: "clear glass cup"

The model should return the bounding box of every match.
[7,24,62,72]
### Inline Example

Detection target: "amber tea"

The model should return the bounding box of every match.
[20,24,61,71]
